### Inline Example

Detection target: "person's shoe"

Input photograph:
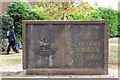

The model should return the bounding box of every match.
[15,50,19,53]
[6,52,10,55]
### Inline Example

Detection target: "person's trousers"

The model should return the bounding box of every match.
[6,41,15,54]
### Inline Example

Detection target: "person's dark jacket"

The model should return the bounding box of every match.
[7,28,16,42]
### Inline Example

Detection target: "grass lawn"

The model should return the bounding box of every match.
[0,51,22,66]
[1,54,22,65]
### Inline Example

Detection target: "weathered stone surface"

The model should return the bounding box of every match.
[22,20,108,75]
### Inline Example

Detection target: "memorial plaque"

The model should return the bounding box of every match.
[22,20,108,75]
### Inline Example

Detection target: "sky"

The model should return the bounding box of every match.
[86,0,120,10]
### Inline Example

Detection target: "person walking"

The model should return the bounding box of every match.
[6,25,19,54]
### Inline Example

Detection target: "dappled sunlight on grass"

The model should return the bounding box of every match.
[1,51,22,66]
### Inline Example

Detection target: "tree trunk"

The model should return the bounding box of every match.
[62,12,67,20]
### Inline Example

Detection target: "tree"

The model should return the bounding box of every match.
[34,1,98,20]
[34,2,78,20]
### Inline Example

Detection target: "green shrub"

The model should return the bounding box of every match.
[98,7,119,37]
[89,9,102,20]
[0,15,13,52]
[118,12,120,37]
[6,2,42,43]
[0,14,13,39]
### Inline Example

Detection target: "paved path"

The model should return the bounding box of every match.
[0,64,118,78]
